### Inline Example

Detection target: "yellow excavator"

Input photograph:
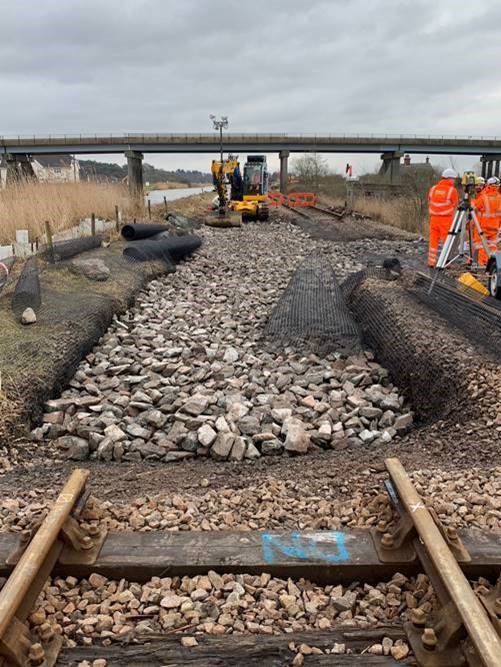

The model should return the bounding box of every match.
[207,154,269,226]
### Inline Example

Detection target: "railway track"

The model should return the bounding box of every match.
[286,203,417,243]
[0,459,499,666]
[286,203,348,221]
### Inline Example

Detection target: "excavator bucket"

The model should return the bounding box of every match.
[205,211,241,228]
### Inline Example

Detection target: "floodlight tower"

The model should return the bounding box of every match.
[210,114,228,164]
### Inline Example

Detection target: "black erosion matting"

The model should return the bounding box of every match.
[264,254,361,355]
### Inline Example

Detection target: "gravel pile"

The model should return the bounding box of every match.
[31,222,414,464]
[27,570,428,651]
[2,467,499,534]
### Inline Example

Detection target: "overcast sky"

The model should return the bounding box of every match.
[1,0,499,175]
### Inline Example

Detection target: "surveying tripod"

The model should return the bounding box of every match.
[428,193,491,294]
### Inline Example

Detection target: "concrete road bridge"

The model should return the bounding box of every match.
[3,133,501,194]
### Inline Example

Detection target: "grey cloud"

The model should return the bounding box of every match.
[0,0,499,175]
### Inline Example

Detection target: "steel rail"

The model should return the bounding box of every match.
[0,468,89,640]
[385,457,501,667]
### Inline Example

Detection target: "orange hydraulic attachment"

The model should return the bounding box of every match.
[266,191,317,207]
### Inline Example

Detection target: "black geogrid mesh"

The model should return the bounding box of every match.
[341,264,501,360]
[345,276,482,421]
[264,253,362,355]
[407,272,501,359]
[340,266,392,300]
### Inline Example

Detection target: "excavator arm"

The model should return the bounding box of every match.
[211,156,241,214]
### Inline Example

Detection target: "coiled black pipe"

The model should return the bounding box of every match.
[42,236,103,262]
[121,224,170,241]
[12,257,41,315]
[123,235,202,263]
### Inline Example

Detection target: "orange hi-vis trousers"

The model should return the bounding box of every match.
[473,225,499,266]
[428,215,453,267]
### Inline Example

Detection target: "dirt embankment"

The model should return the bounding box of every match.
[0,195,211,449]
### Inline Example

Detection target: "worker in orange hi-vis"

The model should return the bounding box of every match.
[473,176,501,266]
[427,168,459,267]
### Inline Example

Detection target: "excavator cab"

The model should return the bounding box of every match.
[231,155,269,221]
[243,156,269,197]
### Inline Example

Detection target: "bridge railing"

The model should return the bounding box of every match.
[2,133,501,144]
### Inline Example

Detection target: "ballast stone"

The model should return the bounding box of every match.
[283,417,310,453]
[21,307,37,325]
[56,435,89,460]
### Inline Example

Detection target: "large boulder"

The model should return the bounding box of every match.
[70,258,110,282]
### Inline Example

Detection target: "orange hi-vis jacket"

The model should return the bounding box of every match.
[474,184,501,232]
[427,178,458,266]
[428,179,458,222]
[473,184,501,265]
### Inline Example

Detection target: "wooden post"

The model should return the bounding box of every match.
[163,196,168,212]
[115,205,119,232]
[91,213,96,236]
[44,221,54,264]
[147,198,151,220]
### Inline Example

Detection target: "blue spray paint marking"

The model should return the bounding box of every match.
[261,531,349,564]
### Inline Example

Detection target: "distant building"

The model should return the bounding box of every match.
[401,153,435,175]
[32,154,80,182]
[0,154,80,187]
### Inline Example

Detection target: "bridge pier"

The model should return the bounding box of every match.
[4,153,36,184]
[481,155,501,179]
[125,150,143,198]
[379,152,402,183]
[279,150,290,195]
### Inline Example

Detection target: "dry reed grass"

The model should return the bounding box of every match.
[321,194,427,235]
[0,181,132,244]
[353,196,427,235]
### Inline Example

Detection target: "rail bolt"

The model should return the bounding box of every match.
[494,597,501,616]
[20,529,31,543]
[28,642,46,666]
[410,608,427,627]
[381,532,394,548]
[446,526,458,541]
[421,628,438,651]
[376,520,387,533]
[39,622,54,642]
[87,524,100,537]
[80,535,94,550]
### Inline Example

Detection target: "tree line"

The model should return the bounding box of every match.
[79,160,212,185]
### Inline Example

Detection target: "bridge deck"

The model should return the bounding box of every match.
[2,133,501,155]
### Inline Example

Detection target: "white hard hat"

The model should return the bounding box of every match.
[476,176,485,184]
[442,168,458,179]
[487,176,500,185]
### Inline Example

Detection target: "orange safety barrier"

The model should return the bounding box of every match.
[286,192,317,207]
[266,191,285,206]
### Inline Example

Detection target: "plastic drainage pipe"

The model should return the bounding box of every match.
[11,256,41,315]
[121,224,170,241]
[42,236,103,262]
[123,235,202,264]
